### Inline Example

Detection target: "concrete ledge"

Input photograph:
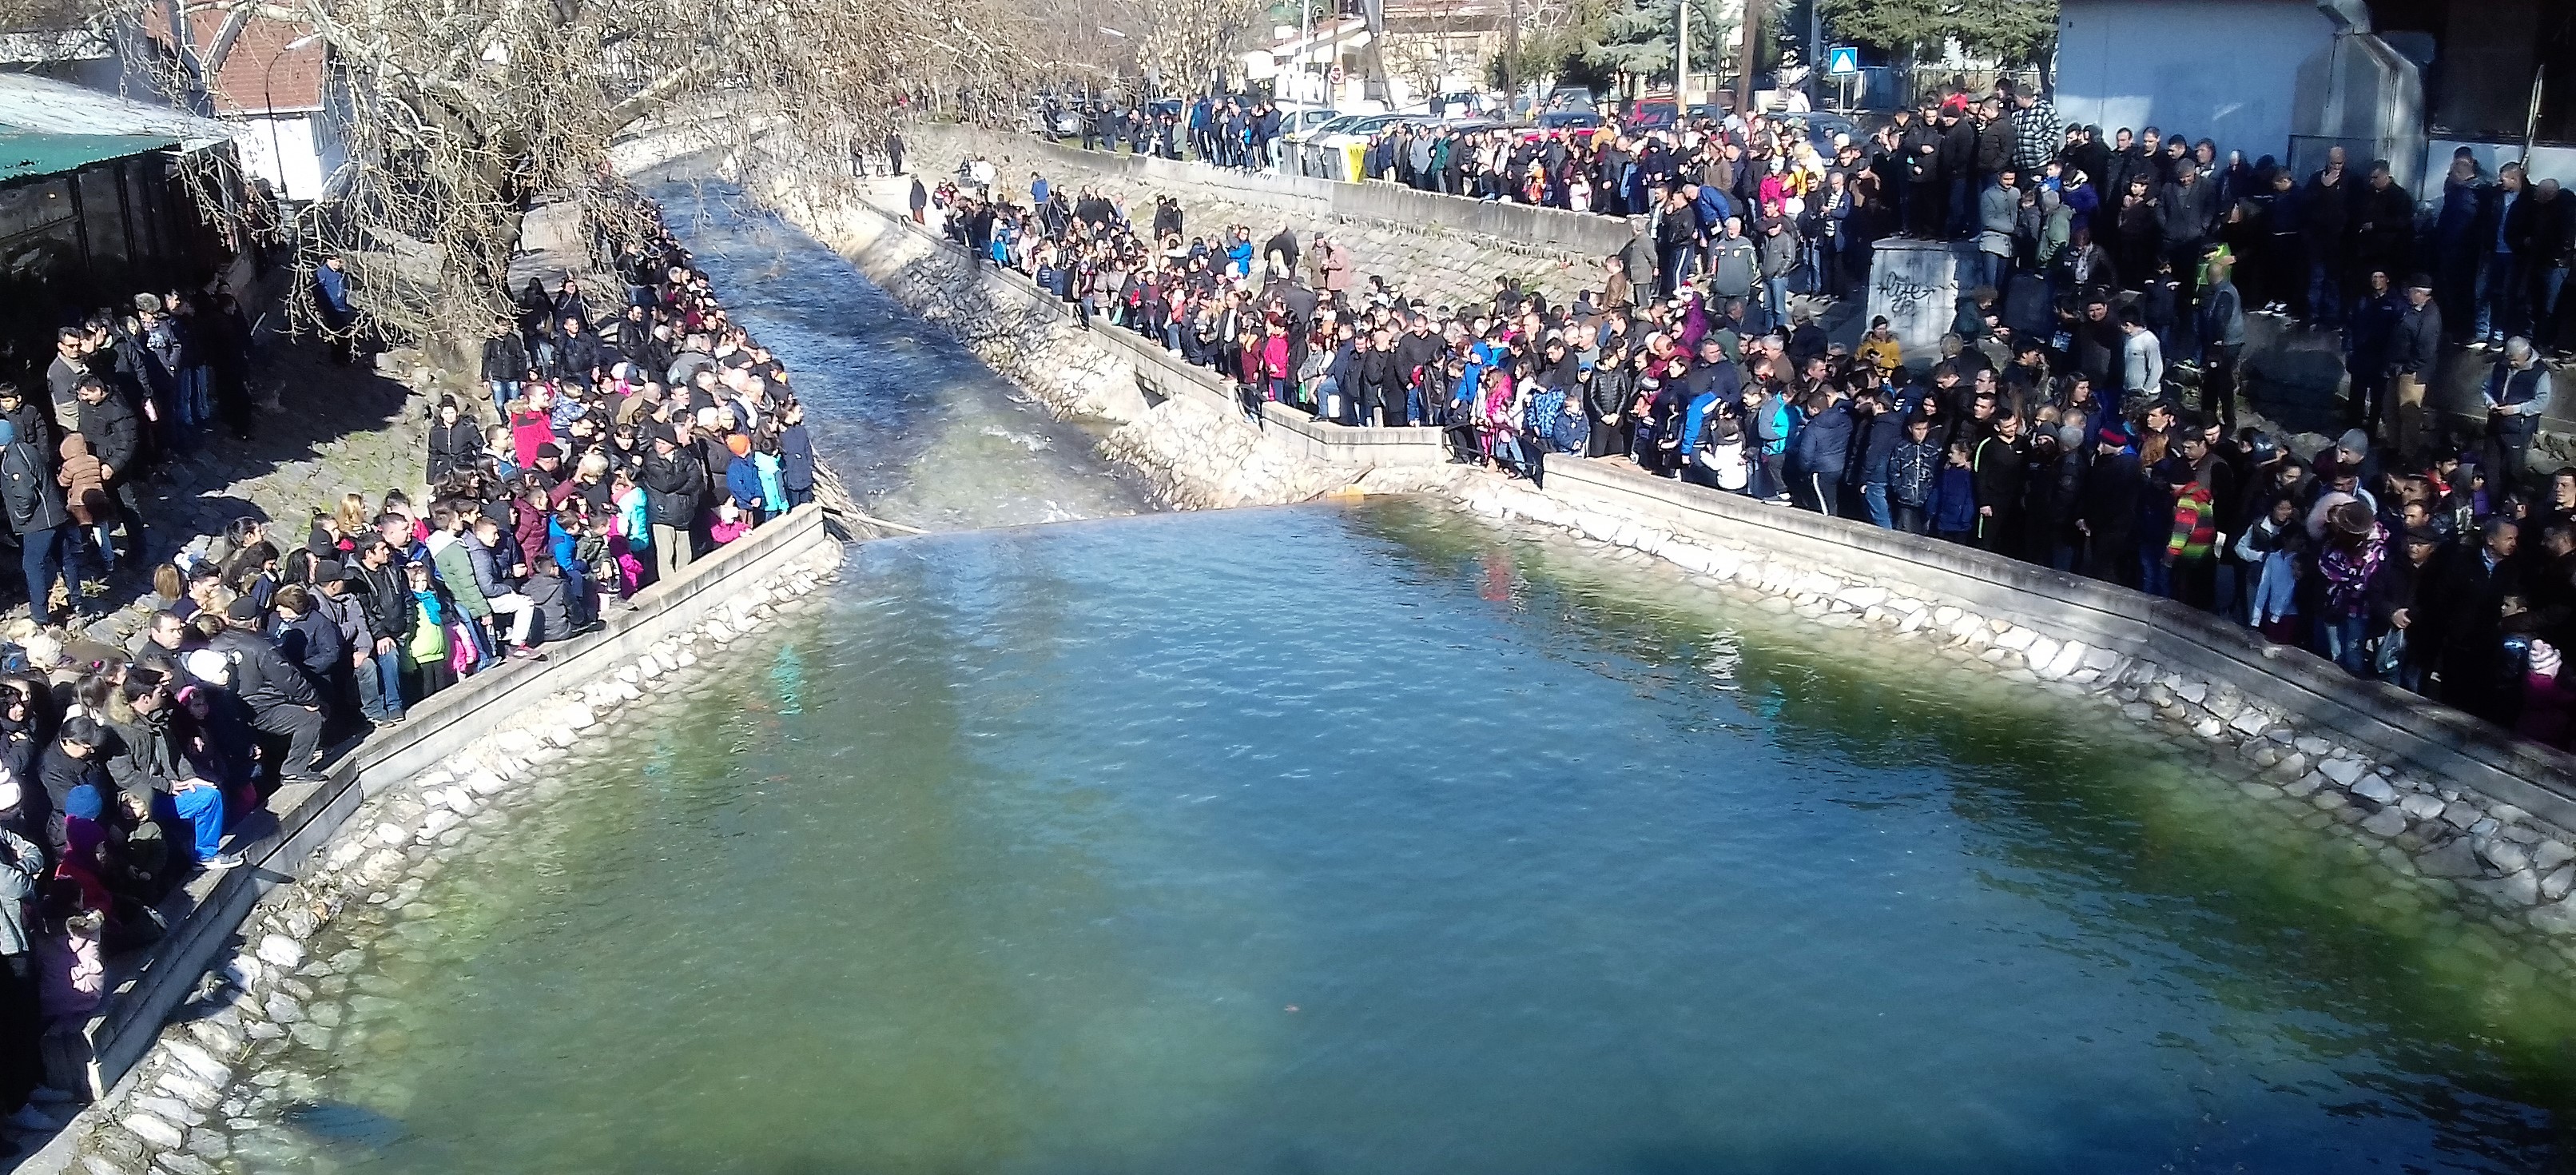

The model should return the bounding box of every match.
[1536,457,2576,828]
[66,504,843,1098]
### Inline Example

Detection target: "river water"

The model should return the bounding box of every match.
[227,497,2576,1174]
[207,193,2576,1173]
[646,177,1153,529]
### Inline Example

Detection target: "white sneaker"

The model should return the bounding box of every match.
[201,852,244,871]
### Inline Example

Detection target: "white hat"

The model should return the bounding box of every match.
[185,649,233,687]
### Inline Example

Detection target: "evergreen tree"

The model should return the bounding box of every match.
[1819,0,2054,66]
[1584,0,1736,84]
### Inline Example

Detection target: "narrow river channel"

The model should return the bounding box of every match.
[209,193,2576,1175]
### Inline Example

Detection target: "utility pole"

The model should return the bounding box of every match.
[1675,0,1689,104]
[1297,0,1314,119]
[1505,0,1521,108]
[1807,0,1821,107]
[1735,0,1765,115]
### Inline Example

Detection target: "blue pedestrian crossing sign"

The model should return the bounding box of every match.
[1827,46,1860,76]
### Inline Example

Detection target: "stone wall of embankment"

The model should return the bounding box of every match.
[32,506,846,1175]
[797,176,2576,964]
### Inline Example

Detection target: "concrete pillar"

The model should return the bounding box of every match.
[1864,237,1962,359]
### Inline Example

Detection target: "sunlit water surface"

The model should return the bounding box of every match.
[229,501,2576,1175]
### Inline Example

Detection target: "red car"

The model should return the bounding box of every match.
[1624,97,1679,131]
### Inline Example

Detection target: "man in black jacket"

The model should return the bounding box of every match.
[0,418,75,627]
[2078,428,2142,585]
[71,376,143,560]
[2423,516,2520,721]
[350,539,412,723]
[640,425,705,585]
[108,677,237,871]
[208,595,327,783]
[2387,275,2444,459]
[1970,411,2029,554]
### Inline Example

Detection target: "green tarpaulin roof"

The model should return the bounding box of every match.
[0,126,178,183]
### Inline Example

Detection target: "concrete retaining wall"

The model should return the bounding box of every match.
[57,504,844,1116]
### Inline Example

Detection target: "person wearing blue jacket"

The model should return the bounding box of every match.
[1930,440,1981,542]
[1743,377,1795,502]
[722,433,767,519]
[1791,387,1855,516]
[777,401,816,508]
[1849,392,1906,528]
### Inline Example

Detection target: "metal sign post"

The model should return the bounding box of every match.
[1827,45,1858,113]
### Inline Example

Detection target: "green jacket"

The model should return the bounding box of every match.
[426,532,491,619]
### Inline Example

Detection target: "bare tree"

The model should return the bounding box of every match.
[86,0,1044,361]
[1136,0,1267,98]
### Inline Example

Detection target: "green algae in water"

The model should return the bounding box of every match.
[246,501,2576,1174]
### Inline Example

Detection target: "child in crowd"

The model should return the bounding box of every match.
[1930,442,1978,544]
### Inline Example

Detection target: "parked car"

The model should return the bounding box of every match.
[1286,107,1342,133]
[1024,95,1083,137]
[1304,112,1418,177]
[1624,96,1679,131]
[1536,110,1605,131]
[1543,86,1596,112]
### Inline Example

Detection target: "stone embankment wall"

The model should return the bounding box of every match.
[790,165,2576,966]
[904,123,1626,312]
[33,507,845,1175]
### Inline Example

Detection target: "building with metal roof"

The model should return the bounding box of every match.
[0,90,240,378]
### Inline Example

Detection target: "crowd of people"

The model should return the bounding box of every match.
[1038,94,1288,171]
[940,98,2576,750]
[0,187,819,1141]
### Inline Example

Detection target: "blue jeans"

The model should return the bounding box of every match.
[2540,265,2570,346]
[1862,484,1892,528]
[1759,276,1789,333]
[154,786,227,862]
[489,380,519,420]
[179,367,212,428]
[1660,245,1695,297]
[19,526,74,626]
[2316,613,2370,675]
[360,645,405,719]
[2308,260,2344,326]
[2475,250,2518,340]
[2139,552,2173,599]
[1976,251,2008,294]
[1313,375,1342,420]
